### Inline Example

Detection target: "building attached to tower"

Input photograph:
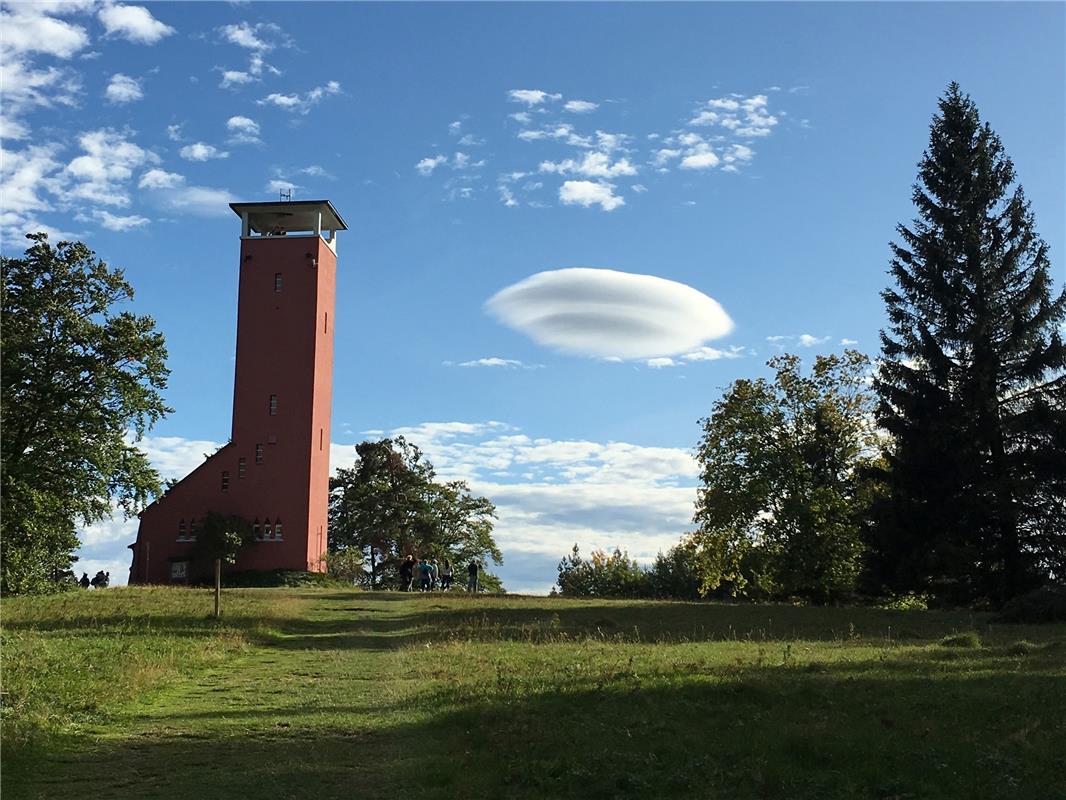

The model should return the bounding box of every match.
[129,200,347,584]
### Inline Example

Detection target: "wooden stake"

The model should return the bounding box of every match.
[214,558,221,618]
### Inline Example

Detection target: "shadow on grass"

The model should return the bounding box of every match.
[264,596,1011,651]
[9,664,1065,800]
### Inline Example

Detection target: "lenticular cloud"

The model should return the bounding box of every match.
[485,268,734,359]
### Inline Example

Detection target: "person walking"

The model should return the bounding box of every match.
[440,560,453,591]
[466,560,479,594]
[418,558,433,592]
[79,572,91,589]
[399,555,415,591]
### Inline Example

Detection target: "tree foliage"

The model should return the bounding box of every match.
[328,437,502,589]
[1,234,170,594]
[691,351,880,602]
[194,512,255,566]
[871,83,1066,604]
[556,545,649,598]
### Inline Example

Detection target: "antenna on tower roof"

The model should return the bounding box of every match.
[280,188,292,202]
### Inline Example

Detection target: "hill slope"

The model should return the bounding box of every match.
[3,588,1064,799]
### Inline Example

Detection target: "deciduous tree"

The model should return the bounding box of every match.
[692,351,879,602]
[1,234,170,594]
[328,437,502,589]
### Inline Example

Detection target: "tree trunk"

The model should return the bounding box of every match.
[214,558,221,618]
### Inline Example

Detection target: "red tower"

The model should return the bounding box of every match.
[129,200,347,584]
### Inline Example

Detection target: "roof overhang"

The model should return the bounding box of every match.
[229,200,348,234]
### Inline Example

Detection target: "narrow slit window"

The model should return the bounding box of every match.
[221,471,229,491]
[263,518,272,540]
[324,312,328,333]
[274,272,283,292]
[319,428,323,450]
[238,457,247,478]
[189,518,198,541]
[274,520,282,540]
[255,443,264,464]
[269,394,278,415]
[178,519,186,540]
[253,519,261,541]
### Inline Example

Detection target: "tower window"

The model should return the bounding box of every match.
[255,443,264,464]
[269,394,278,415]
[189,518,198,541]
[253,519,261,541]
[324,312,328,333]
[274,520,283,540]
[274,272,283,292]
[319,428,323,450]
[238,457,247,478]
[178,519,186,540]
[264,517,272,540]
[221,471,229,491]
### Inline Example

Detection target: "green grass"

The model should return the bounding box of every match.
[3,588,1065,799]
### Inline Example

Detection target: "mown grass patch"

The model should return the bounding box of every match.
[3,589,1064,799]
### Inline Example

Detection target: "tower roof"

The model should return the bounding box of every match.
[229,200,348,234]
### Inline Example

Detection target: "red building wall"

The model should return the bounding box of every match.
[129,232,336,584]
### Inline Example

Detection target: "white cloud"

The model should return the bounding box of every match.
[166,123,183,141]
[299,165,332,178]
[540,151,637,179]
[691,93,778,138]
[768,334,832,349]
[509,111,532,125]
[226,115,261,144]
[646,357,677,369]
[840,338,859,346]
[257,81,340,114]
[154,185,236,216]
[652,148,681,167]
[98,3,175,44]
[219,51,280,89]
[218,21,280,51]
[631,184,647,193]
[416,155,447,176]
[64,129,159,207]
[220,69,254,88]
[138,168,183,189]
[105,73,143,103]
[681,345,747,362]
[179,142,228,161]
[508,89,562,106]
[564,100,599,113]
[485,268,734,360]
[0,5,90,59]
[558,180,625,211]
[91,209,150,231]
[680,143,719,170]
[266,179,299,195]
[455,358,526,368]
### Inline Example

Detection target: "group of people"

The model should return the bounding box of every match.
[78,570,110,589]
[398,555,480,593]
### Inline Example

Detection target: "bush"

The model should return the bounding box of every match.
[939,632,981,649]
[998,585,1066,623]
[1006,641,1036,656]
[218,569,352,588]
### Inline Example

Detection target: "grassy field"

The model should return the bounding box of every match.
[3,588,1064,799]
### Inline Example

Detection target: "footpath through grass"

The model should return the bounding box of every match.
[2,588,1065,799]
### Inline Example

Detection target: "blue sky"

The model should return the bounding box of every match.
[3,1,1063,592]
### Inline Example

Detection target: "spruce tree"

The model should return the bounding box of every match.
[871,83,1066,604]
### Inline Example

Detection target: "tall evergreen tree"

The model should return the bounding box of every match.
[871,83,1066,604]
